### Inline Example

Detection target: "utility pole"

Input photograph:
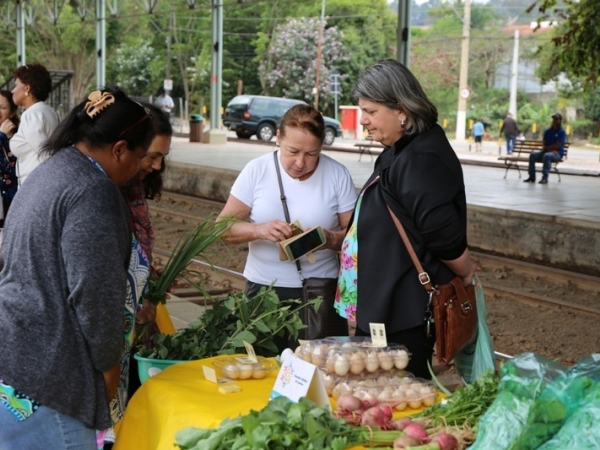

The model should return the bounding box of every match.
[207,0,226,143]
[314,0,325,110]
[16,1,26,66]
[95,0,106,88]
[166,9,173,80]
[455,0,471,141]
[509,29,519,118]
[396,0,411,67]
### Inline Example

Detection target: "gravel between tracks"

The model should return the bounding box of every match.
[150,194,600,366]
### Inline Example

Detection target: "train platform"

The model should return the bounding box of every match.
[162,133,600,276]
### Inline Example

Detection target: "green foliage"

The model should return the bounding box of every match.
[138,287,320,360]
[175,396,399,450]
[107,39,158,95]
[528,0,600,85]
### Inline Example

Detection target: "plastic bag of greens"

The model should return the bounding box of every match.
[537,380,600,449]
[454,276,496,384]
[469,352,564,450]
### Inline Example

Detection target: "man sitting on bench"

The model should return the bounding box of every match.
[524,112,566,185]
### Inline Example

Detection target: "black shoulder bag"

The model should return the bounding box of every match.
[273,151,348,340]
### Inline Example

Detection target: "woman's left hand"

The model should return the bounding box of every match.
[136,299,157,324]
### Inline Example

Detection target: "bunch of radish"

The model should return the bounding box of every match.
[335,394,458,450]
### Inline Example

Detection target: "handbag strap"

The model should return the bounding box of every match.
[273,151,303,278]
[386,205,436,294]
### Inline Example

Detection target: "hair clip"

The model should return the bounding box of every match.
[84,91,115,119]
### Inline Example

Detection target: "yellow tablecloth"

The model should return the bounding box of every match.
[114,357,440,450]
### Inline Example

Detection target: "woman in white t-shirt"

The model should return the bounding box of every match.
[218,104,357,339]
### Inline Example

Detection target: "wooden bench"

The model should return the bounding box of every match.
[354,135,385,161]
[497,139,570,182]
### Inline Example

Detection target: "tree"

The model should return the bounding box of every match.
[528,0,599,84]
[107,40,158,95]
[258,17,346,108]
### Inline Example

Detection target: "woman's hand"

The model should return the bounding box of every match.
[136,299,157,324]
[256,220,293,243]
[442,249,480,287]
[102,364,120,403]
[0,119,16,138]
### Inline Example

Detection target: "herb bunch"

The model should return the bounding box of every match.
[137,287,321,360]
[146,215,234,306]
[175,396,401,450]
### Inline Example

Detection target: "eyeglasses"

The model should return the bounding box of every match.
[118,103,152,139]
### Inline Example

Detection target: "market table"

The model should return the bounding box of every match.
[114,357,437,450]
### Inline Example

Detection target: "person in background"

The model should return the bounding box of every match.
[336,59,478,379]
[10,63,60,185]
[524,112,566,185]
[217,104,357,340]
[154,88,174,117]
[101,105,172,450]
[499,112,519,155]
[0,90,19,222]
[472,118,485,152]
[0,88,155,449]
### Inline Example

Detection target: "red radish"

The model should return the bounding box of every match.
[390,417,416,431]
[360,405,394,427]
[335,394,363,412]
[403,423,431,443]
[431,433,458,450]
[393,434,423,449]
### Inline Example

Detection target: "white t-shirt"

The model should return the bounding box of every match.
[10,101,60,185]
[231,151,357,288]
[154,95,174,114]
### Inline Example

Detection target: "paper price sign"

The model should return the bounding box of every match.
[369,323,388,347]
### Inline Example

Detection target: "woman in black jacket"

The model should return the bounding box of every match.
[335,59,478,378]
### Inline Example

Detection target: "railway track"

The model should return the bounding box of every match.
[151,192,600,319]
[150,191,600,363]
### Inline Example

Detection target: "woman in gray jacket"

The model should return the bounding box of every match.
[0,88,155,449]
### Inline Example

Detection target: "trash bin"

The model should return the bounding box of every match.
[189,114,203,143]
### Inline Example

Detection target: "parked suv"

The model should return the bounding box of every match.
[223,95,342,146]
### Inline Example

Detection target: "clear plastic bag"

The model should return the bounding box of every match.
[470,353,600,450]
[454,276,496,384]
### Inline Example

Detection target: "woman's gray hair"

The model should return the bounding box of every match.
[352,59,438,135]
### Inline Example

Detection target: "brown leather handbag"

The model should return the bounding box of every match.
[387,206,477,365]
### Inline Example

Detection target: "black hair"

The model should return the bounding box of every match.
[142,103,171,200]
[13,63,53,102]
[41,88,155,158]
[0,89,20,130]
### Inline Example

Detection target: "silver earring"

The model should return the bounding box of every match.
[400,119,405,127]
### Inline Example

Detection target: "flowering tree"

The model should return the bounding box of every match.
[259,17,346,108]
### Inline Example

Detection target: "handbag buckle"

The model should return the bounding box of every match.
[461,301,474,314]
[418,272,431,286]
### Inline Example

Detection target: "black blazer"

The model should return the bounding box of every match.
[354,124,468,334]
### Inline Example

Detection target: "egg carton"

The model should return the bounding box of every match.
[295,338,411,377]
[320,368,415,397]
[333,377,437,411]
[212,355,278,381]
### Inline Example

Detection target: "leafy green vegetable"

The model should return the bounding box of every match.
[137,286,321,359]
[414,370,499,428]
[175,396,400,450]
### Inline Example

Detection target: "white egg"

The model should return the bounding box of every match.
[349,352,366,375]
[409,399,422,409]
[394,401,407,411]
[252,365,267,379]
[325,355,337,373]
[334,355,350,376]
[423,393,437,407]
[379,354,394,371]
[394,349,410,369]
[237,363,254,379]
[365,352,379,372]
[281,348,294,362]
[223,363,240,380]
